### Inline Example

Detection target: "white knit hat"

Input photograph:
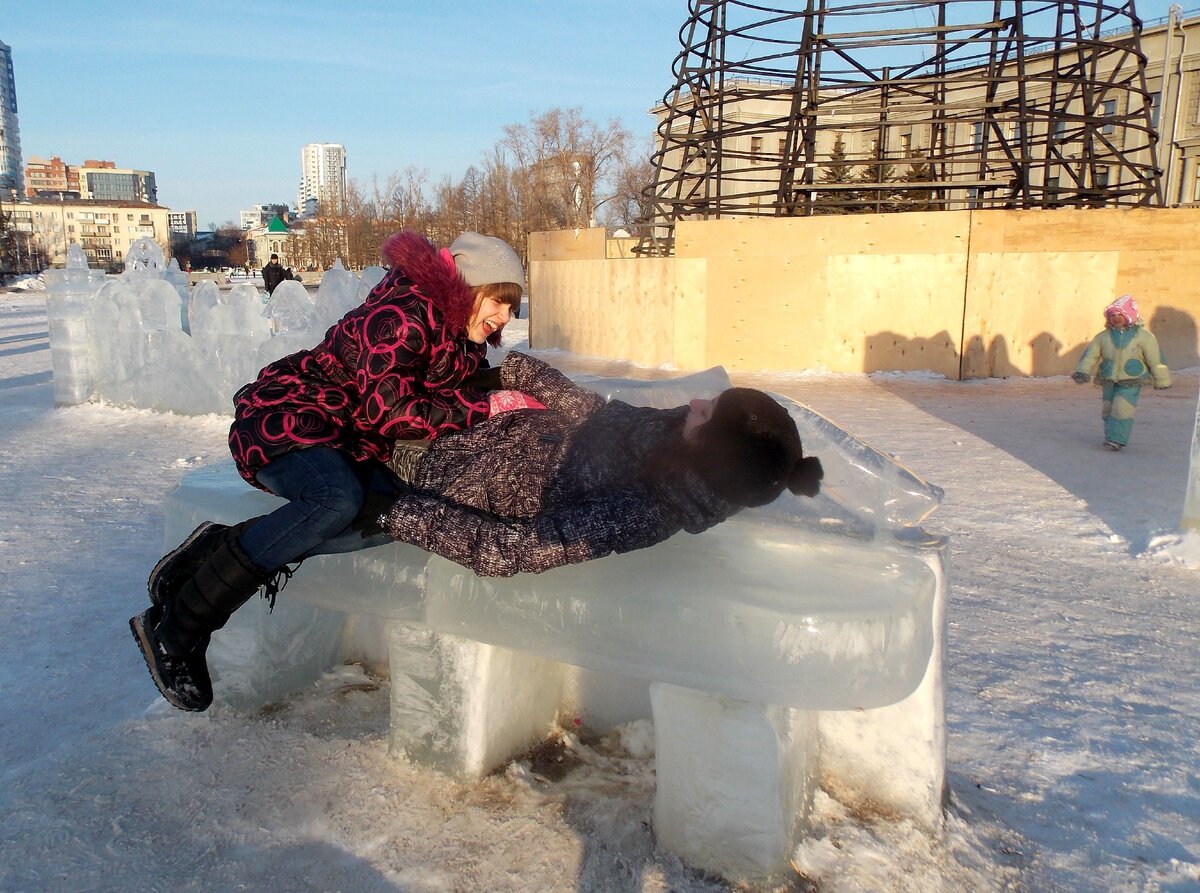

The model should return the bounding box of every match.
[450,232,525,290]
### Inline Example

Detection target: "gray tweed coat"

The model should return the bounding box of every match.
[381,352,737,576]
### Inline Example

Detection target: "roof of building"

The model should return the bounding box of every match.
[266,216,291,233]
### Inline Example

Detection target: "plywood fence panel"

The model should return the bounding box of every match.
[677,215,969,374]
[530,208,1200,378]
[528,227,606,263]
[963,209,1200,377]
[530,258,681,366]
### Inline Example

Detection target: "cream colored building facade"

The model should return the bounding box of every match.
[7,198,169,268]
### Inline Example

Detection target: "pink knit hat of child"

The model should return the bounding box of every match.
[1104,294,1138,323]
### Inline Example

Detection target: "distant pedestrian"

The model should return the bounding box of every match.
[1073,294,1170,451]
[262,253,286,295]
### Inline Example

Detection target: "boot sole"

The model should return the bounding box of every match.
[129,609,210,712]
[147,521,220,606]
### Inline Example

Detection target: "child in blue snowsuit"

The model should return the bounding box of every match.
[1073,294,1171,451]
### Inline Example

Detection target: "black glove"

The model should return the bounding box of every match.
[461,364,502,391]
[349,490,397,539]
[1072,372,1090,384]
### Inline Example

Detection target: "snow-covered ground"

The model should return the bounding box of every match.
[1,288,1197,893]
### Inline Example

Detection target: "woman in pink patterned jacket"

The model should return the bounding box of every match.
[131,230,524,713]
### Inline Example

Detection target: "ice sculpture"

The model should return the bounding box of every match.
[166,364,947,882]
[170,366,942,709]
[122,236,168,279]
[311,258,360,332]
[421,367,941,709]
[44,245,106,405]
[45,257,394,414]
[357,265,386,303]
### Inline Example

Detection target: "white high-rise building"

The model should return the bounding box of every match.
[298,143,347,216]
[0,39,24,199]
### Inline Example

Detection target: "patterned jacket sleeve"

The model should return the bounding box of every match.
[498,352,605,420]
[382,488,693,577]
[347,299,488,440]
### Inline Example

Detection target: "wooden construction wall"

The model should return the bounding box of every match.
[527,208,1200,378]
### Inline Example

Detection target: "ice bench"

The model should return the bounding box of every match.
[163,368,948,883]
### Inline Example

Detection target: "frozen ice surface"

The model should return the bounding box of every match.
[187,282,273,406]
[424,513,936,710]
[45,259,422,412]
[121,236,168,281]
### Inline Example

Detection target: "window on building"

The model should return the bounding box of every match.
[972,122,985,150]
[1095,169,1110,188]
[750,136,763,164]
[1052,120,1066,140]
[899,132,912,155]
[1101,99,1117,135]
[778,137,787,160]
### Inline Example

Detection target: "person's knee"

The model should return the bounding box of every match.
[284,450,368,526]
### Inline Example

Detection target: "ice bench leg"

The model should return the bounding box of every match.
[817,548,948,829]
[650,682,819,883]
[386,622,566,778]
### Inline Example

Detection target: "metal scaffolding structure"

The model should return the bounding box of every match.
[641,0,1163,253]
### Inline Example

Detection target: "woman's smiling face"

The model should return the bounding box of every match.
[466,295,513,344]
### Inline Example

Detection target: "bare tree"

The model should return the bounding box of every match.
[288,108,648,273]
[500,107,632,233]
[599,136,655,230]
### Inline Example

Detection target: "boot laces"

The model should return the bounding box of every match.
[260,560,304,612]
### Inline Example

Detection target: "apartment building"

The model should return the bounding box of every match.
[298,143,347,216]
[168,210,197,240]
[25,155,80,196]
[77,161,158,204]
[0,39,23,199]
[8,198,170,268]
[25,157,158,204]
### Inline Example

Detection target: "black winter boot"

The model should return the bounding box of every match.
[147,516,267,607]
[131,534,269,711]
[130,604,213,711]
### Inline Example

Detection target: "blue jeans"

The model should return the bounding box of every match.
[238,447,404,572]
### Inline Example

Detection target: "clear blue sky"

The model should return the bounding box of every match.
[3,1,686,228]
[2,0,1180,229]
